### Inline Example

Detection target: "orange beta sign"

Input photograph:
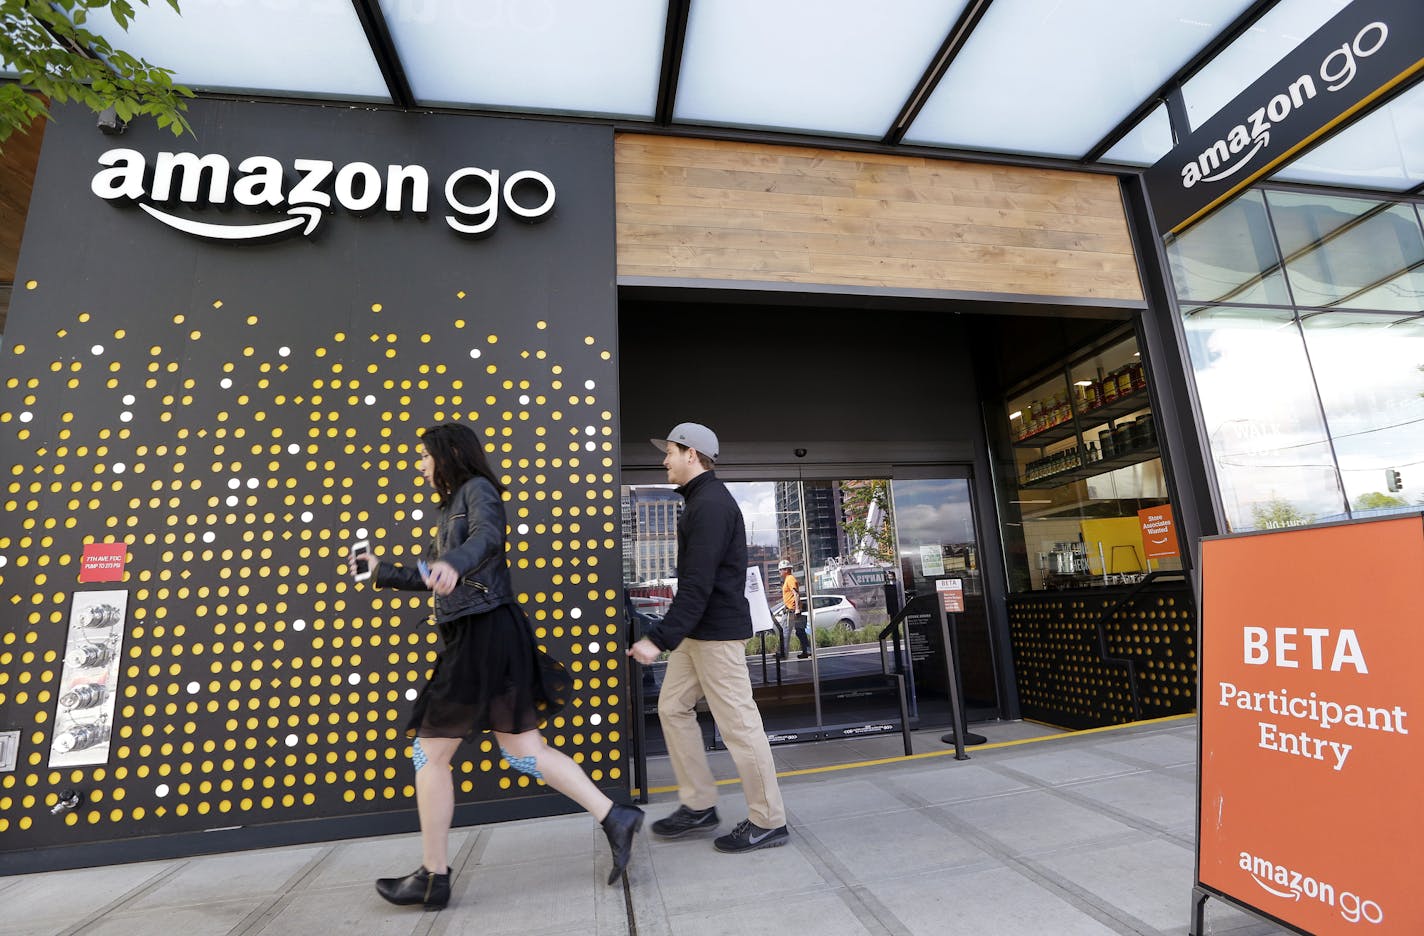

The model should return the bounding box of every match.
[1199,516,1424,933]
[1138,505,1179,559]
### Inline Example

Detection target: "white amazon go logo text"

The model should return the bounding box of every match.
[1180,20,1387,189]
[90,149,556,241]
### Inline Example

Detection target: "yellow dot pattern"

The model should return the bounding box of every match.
[0,286,625,846]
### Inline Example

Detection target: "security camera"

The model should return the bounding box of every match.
[96,107,127,135]
[794,448,807,458]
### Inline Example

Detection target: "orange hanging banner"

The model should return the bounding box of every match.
[1198,515,1424,933]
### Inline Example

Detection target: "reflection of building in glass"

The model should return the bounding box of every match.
[626,488,683,582]
[774,481,847,571]
[620,490,635,584]
[747,543,780,599]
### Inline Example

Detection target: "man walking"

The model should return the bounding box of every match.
[777,560,811,660]
[628,422,789,852]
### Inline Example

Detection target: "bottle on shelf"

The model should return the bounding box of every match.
[1116,366,1133,398]
[1131,360,1147,390]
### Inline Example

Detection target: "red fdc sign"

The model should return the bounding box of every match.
[80,542,127,583]
[936,578,964,613]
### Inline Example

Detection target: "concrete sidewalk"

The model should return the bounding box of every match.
[0,718,1288,936]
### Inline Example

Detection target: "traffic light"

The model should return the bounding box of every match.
[1386,468,1403,492]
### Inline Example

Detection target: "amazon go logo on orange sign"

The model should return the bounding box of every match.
[90,149,556,242]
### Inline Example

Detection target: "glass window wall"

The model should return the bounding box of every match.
[1265,191,1424,312]
[1298,312,1424,515]
[1166,187,1424,532]
[1182,305,1346,530]
[1165,190,1291,306]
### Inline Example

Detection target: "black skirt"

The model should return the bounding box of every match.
[407,602,570,739]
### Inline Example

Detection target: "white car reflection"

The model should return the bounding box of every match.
[800,595,861,631]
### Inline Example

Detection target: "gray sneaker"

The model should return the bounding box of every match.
[713,819,788,853]
[651,805,719,838]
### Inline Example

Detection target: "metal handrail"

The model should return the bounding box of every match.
[1091,570,1188,721]
[624,599,653,804]
[876,593,938,676]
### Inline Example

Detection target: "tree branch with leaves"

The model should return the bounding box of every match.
[840,479,896,565]
[0,0,193,150]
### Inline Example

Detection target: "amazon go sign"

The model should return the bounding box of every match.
[1177,20,1387,191]
[89,149,556,242]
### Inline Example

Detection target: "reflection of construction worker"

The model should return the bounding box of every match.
[778,561,811,659]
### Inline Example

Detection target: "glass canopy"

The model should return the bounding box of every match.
[1270,82,1424,191]
[1181,0,1350,131]
[903,0,1258,157]
[378,0,666,118]
[82,0,390,101]
[674,0,968,138]
[30,0,1421,195]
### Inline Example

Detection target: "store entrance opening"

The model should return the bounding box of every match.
[617,298,1007,757]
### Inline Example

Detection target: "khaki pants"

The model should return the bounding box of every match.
[657,638,786,829]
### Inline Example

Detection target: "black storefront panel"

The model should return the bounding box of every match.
[0,100,620,864]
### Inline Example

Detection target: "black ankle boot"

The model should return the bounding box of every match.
[375,865,450,910]
[601,803,645,885]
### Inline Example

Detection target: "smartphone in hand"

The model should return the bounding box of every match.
[350,540,372,582]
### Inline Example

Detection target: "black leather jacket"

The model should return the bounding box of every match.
[373,475,514,621]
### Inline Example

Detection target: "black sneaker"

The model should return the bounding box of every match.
[714,819,789,853]
[651,805,719,838]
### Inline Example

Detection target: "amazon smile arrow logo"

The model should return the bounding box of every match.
[92,148,556,241]
[139,203,323,241]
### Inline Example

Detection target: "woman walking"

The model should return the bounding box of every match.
[349,422,642,909]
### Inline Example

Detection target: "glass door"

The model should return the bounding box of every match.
[890,477,998,726]
[621,471,997,755]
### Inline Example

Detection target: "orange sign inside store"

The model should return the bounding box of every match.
[1138,505,1179,559]
[1199,516,1424,933]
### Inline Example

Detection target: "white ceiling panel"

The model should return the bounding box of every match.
[379,0,666,117]
[84,0,390,100]
[1272,82,1424,191]
[905,0,1258,157]
[674,0,969,137]
[1100,103,1174,167]
[1182,0,1350,130]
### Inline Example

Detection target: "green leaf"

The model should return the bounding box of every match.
[0,0,194,142]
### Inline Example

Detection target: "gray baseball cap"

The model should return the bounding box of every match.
[650,422,719,461]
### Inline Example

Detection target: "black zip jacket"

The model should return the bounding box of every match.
[373,475,514,621]
[643,471,752,651]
